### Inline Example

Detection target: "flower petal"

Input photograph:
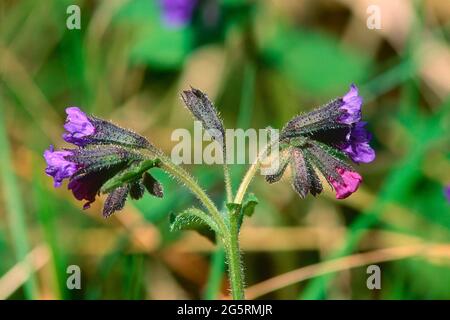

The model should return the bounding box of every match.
[339,84,362,125]
[330,168,362,199]
[341,122,375,163]
[63,107,95,146]
[43,145,77,187]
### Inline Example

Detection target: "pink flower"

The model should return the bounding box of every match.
[330,168,362,199]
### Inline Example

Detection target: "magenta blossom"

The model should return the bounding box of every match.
[330,168,362,199]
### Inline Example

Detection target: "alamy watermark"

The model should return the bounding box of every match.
[366,264,381,290]
[366,5,381,30]
[66,5,81,30]
[170,121,280,175]
[66,265,81,290]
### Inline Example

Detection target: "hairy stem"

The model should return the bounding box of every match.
[225,206,245,299]
[234,140,277,204]
[234,161,261,204]
[223,164,233,203]
[145,148,247,299]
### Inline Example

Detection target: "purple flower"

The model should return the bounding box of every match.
[341,122,375,163]
[160,0,198,27]
[62,106,150,149]
[44,145,78,187]
[63,107,96,146]
[338,84,362,125]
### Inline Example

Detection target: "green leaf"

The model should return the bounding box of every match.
[227,194,259,230]
[170,208,218,243]
[100,159,160,194]
[242,193,259,218]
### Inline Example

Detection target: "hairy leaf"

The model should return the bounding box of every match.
[181,88,226,158]
[103,186,129,217]
[142,171,164,198]
[170,208,218,243]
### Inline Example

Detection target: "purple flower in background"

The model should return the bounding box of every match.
[63,107,95,146]
[160,0,198,27]
[44,145,78,187]
[444,185,450,203]
[341,121,375,163]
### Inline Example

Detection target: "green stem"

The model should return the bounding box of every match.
[234,160,261,204]
[225,206,245,300]
[223,164,233,203]
[145,148,247,299]
[234,139,276,204]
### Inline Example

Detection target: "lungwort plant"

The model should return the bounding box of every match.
[44,85,375,299]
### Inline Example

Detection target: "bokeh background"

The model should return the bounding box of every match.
[0,0,450,300]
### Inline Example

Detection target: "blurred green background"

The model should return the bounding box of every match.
[0,0,449,300]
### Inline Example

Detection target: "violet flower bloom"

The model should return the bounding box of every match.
[44,107,162,217]
[62,107,150,149]
[339,84,362,125]
[160,0,198,27]
[44,145,78,187]
[63,107,95,146]
[270,84,374,200]
[342,121,376,163]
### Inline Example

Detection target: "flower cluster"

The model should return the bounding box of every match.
[44,107,162,217]
[268,84,375,199]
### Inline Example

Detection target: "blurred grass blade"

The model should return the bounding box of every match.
[0,102,38,299]
[33,166,67,299]
[203,246,225,300]
[237,62,256,129]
